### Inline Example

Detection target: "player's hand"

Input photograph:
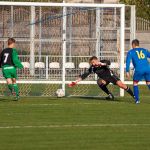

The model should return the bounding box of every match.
[126,72,130,80]
[95,62,106,66]
[68,81,77,87]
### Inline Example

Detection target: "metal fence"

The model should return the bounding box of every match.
[136,17,150,31]
[16,55,119,80]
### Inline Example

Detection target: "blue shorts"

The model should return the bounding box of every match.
[133,70,150,82]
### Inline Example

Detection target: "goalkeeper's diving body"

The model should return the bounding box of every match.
[68,56,135,100]
[0,38,23,100]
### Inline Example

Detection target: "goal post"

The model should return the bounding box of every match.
[0,2,126,97]
[120,5,125,97]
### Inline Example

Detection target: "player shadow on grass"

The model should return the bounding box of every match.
[78,97,134,104]
[76,96,119,101]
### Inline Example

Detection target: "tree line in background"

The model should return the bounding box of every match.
[120,0,150,20]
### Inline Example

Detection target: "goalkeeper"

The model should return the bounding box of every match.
[69,56,135,100]
[0,38,23,100]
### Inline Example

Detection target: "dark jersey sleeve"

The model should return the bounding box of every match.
[79,66,93,80]
[101,60,111,66]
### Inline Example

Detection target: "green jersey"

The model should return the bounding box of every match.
[0,48,23,69]
[0,48,23,79]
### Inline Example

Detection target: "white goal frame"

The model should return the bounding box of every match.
[0,2,125,96]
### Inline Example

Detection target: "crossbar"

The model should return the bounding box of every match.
[0,2,124,7]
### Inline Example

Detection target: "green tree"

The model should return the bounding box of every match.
[120,0,150,20]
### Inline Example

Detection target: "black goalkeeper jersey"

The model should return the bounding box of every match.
[80,60,111,80]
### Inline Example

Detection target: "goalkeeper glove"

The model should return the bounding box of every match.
[68,81,77,87]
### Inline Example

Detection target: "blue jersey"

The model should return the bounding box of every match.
[126,48,150,72]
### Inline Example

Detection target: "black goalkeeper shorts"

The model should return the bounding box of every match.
[98,69,120,85]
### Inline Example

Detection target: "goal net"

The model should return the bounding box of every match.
[0,2,126,97]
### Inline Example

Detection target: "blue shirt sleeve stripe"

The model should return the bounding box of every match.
[126,51,131,72]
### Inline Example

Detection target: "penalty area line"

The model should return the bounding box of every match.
[21,102,126,106]
[30,104,61,106]
[0,124,150,129]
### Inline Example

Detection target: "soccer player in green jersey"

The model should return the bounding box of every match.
[0,38,23,100]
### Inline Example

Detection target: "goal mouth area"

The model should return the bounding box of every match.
[0,80,119,97]
[0,80,147,97]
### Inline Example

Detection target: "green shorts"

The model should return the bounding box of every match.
[2,66,17,79]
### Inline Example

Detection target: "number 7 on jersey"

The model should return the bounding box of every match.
[4,53,9,63]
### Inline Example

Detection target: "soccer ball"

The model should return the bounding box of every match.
[56,89,65,98]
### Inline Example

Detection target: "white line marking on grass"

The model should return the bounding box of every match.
[30,103,104,106]
[25,102,119,106]
[30,104,61,106]
[0,124,150,129]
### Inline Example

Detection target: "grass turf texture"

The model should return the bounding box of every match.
[0,88,149,150]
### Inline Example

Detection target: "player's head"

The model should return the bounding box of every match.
[89,56,99,66]
[132,39,139,48]
[8,38,16,48]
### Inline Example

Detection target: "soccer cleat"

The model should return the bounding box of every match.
[133,95,140,104]
[68,82,77,87]
[15,95,20,101]
[105,94,114,100]
[135,101,140,104]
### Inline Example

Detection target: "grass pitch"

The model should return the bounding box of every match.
[0,91,150,150]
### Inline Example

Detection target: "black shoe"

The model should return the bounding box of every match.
[106,94,114,100]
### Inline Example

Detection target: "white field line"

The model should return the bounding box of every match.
[0,124,150,129]
[26,103,103,106]
[21,102,127,106]
[30,104,61,106]
[17,103,102,107]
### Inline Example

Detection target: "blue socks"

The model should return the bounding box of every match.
[133,85,139,102]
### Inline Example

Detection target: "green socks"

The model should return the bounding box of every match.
[8,84,13,92]
[13,84,19,96]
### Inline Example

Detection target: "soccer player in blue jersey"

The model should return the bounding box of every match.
[126,39,150,104]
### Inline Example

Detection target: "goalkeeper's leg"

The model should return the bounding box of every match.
[116,80,135,99]
[97,79,114,100]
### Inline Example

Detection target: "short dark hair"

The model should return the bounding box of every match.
[132,39,139,46]
[8,38,16,46]
[89,56,98,63]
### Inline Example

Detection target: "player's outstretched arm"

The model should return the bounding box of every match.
[100,60,111,66]
[68,77,82,87]
[68,66,92,87]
